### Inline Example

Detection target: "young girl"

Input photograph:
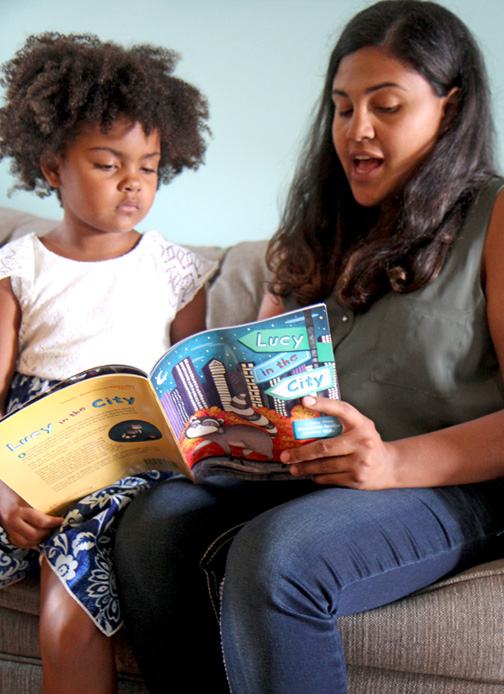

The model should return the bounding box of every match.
[0,33,216,693]
[115,2,504,693]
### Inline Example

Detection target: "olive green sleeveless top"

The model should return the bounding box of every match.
[285,177,504,440]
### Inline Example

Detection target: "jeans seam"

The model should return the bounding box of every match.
[200,523,247,622]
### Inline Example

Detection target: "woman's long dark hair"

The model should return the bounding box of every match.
[267,0,496,311]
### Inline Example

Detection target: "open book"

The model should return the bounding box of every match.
[0,304,341,514]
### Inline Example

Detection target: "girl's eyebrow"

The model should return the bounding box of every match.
[332,82,407,97]
[88,146,161,159]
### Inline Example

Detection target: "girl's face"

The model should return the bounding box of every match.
[331,46,455,207]
[42,118,161,238]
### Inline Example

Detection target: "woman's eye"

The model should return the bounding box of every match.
[336,106,353,118]
[376,105,400,114]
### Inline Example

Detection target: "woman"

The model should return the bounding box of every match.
[115,2,504,692]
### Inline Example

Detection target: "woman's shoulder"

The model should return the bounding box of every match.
[468,176,504,220]
[481,180,504,265]
[453,176,504,249]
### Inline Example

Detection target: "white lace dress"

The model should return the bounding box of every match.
[0,231,217,634]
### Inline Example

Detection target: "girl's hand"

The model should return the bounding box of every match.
[0,480,63,549]
[280,396,399,489]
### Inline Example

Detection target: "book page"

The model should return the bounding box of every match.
[149,304,342,480]
[0,373,191,515]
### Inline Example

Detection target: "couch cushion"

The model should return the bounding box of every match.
[0,575,40,615]
[0,574,143,679]
[0,206,57,244]
[202,240,270,328]
[339,558,504,684]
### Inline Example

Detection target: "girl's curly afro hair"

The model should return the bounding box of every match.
[0,32,210,196]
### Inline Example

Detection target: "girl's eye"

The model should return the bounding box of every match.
[141,167,157,174]
[94,163,116,170]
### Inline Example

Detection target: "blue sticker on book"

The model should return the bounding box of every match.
[292,416,342,440]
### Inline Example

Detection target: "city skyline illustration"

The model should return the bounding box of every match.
[150,306,339,439]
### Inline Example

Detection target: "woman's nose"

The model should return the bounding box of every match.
[347,109,375,142]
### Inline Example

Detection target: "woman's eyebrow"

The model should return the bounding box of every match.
[332,82,407,97]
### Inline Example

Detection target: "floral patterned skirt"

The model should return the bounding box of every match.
[0,373,173,635]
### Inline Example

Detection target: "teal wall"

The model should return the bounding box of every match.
[1,0,503,246]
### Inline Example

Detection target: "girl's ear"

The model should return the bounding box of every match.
[40,154,63,188]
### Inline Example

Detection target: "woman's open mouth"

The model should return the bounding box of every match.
[352,154,383,176]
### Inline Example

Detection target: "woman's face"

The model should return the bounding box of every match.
[331,46,455,207]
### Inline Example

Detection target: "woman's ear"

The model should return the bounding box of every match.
[40,154,63,188]
[441,87,460,131]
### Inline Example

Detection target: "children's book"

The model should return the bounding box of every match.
[0,304,341,514]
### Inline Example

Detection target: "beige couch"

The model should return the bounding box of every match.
[0,205,504,693]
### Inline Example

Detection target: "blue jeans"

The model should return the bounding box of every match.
[114,476,504,693]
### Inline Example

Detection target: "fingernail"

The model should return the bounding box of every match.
[303,396,316,407]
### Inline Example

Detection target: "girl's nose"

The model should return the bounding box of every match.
[120,169,141,192]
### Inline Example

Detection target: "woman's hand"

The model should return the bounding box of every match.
[0,480,63,549]
[281,396,399,489]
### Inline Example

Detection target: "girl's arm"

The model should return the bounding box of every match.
[0,277,20,416]
[169,287,207,345]
[0,277,63,546]
[0,482,64,548]
[280,189,504,489]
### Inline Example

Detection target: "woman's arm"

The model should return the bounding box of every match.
[282,395,504,488]
[281,189,504,489]
[257,292,285,320]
